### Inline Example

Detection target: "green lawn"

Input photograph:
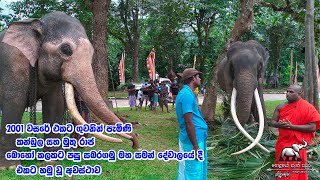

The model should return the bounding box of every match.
[0,100,284,179]
[108,91,129,98]
[264,100,286,119]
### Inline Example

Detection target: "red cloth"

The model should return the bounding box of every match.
[274,99,320,180]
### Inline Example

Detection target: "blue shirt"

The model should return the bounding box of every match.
[176,85,208,145]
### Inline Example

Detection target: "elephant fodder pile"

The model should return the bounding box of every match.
[206,118,320,179]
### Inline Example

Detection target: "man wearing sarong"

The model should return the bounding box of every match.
[127,80,137,110]
[271,85,320,180]
[176,68,208,180]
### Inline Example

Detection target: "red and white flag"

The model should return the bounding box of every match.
[146,48,156,80]
[118,52,125,84]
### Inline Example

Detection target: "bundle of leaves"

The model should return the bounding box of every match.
[207,118,320,179]
[307,132,320,179]
[207,119,276,179]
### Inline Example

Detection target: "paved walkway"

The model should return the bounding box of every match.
[109,93,286,108]
[34,93,287,111]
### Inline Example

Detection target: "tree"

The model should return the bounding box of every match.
[267,23,289,79]
[259,0,319,109]
[88,0,111,102]
[303,0,318,110]
[109,0,142,82]
[142,0,189,77]
[185,0,220,74]
[201,0,255,122]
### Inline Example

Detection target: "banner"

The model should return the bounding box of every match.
[146,48,156,80]
[118,52,125,84]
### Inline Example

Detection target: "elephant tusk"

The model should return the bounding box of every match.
[64,82,123,143]
[88,109,133,140]
[230,88,270,155]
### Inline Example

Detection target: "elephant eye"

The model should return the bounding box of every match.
[60,43,73,56]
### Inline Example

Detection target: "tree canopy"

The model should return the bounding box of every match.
[1,0,319,104]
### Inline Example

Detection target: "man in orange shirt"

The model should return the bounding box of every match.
[271,85,320,180]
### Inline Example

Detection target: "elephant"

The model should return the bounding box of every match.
[267,74,279,88]
[217,40,269,155]
[0,11,138,169]
[279,140,307,161]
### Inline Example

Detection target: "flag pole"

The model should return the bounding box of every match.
[123,51,125,84]
[153,48,155,81]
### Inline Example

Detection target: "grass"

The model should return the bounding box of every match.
[264,100,286,118]
[0,99,287,179]
[0,108,181,180]
[263,87,287,94]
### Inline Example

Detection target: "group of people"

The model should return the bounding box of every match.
[127,79,180,113]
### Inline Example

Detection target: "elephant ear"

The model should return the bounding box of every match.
[2,18,43,67]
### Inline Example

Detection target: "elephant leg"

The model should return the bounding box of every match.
[42,83,64,152]
[222,95,230,119]
[279,155,284,161]
[296,153,302,161]
[285,156,290,161]
[257,79,267,128]
[250,96,257,123]
[251,79,267,129]
[0,88,28,169]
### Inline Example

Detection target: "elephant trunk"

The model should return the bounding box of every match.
[302,139,307,148]
[65,83,123,143]
[61,38,138,149]
[234,75,256,125]
[67,70,139,149]
[230,74,269,155]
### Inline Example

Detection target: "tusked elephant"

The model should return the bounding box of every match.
[279,140,307,161]
[217,40,270,155]
[0,11,138,169]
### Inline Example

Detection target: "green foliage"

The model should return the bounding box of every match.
[1,0,315,89]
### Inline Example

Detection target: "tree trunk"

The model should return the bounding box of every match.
[119,0,140,83]
[91,0,111,103]
[303,0,319,110]
[132,3,140,82]
[201,0,254,122]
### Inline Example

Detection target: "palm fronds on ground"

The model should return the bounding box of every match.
[207,118,276,179]
[307,132,320,180]
[207,118,320,179]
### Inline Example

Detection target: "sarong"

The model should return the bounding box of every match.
[129,95,136,107]
[177,140,207,180]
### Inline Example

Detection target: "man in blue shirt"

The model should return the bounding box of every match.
[176,68,208,180]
